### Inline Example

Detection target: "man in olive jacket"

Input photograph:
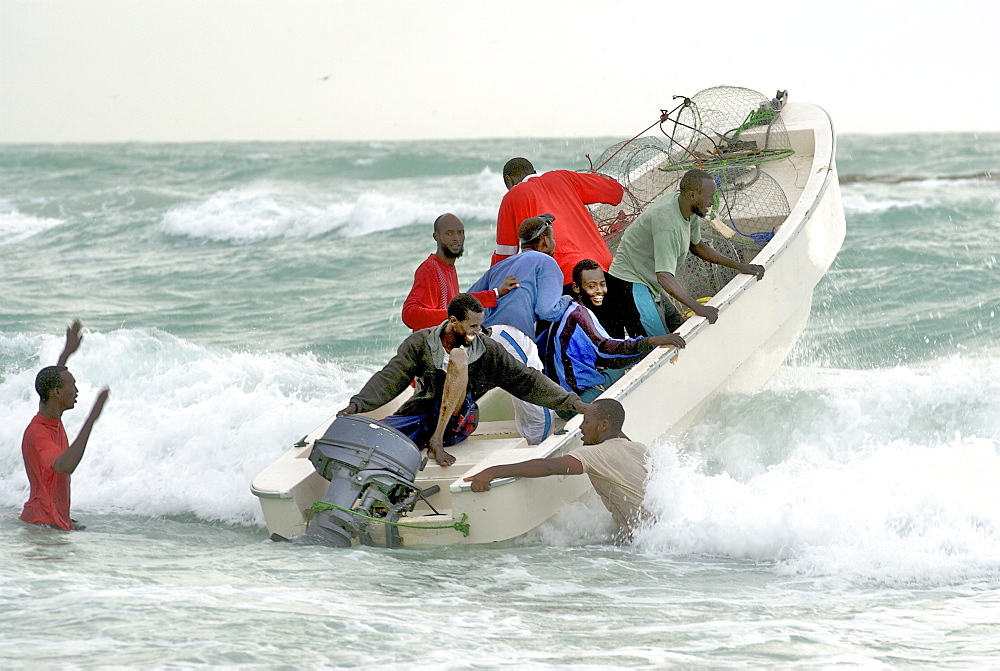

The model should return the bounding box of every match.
[338,294,588,466]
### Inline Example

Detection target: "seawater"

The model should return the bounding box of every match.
[1,133,998,667]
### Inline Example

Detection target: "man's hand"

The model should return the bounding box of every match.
[740,263,765,280]
[464,467,499,492]
[336,402,358,416]
[647,334,686,349]
[57,320,84,367]
[89,388,110,421]
[692,303,719,324]
[498,275,519,297]
[572,399,591,415]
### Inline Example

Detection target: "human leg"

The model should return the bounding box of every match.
[491,325,553,445]
[427,347,468,466]
[602,274,644,338]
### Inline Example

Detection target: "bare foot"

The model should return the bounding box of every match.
[428,440,456,467]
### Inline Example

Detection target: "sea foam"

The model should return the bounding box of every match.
[0,200,65,245]
[0,328,374,525]
[161,169,504,243]
[635,356,1000,584]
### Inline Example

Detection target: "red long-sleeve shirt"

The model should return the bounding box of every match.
[401,254,498,330]
[493,170,624,285]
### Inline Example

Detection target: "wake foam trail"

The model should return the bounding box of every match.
[0,200,65,246]
[633,357,1000,584]
[0,329,375,526]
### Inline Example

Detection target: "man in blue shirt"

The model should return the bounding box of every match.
[468,215,571,443]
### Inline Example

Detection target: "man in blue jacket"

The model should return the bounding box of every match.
[468,215,571,443]
[543,259,685,416]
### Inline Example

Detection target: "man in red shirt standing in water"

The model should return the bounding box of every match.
[20,320,110,531]
[402,213,519,331]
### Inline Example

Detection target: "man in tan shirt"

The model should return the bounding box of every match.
[464,398,649,539]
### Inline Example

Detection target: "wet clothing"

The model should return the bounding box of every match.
[19,414,74,531]
[493,171,623,284]
[468,249,571,338]
[348,323,582,433]
[542,302,653,396]
[402,254,498,331]
[567,437,649,536]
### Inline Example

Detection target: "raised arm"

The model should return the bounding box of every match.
[53,388,110,474]
[492,197,522,265]
[56,320,84,367]
[464,455,583,492]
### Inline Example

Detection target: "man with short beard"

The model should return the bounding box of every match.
[340,294,588,467]
[542,260,685,417]
[401,213,518,331]
[605,168,765,338]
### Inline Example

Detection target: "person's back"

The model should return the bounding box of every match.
[568,436,648,535]
[494,160,623,285]
[470,249,569,337]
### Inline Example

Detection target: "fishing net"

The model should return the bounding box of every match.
[661,86,793,172]
[588,86,792,251]
[585,85,795,307]
[588,138,680,251]
[710,165,790,245]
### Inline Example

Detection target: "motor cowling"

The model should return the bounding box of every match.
[305,415,423,547]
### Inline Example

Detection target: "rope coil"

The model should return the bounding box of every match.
[308,500,471,537]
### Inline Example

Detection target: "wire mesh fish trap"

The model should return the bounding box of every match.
[669,223,761,312]
[661,86,793,172]
[588,138,680,251]
[708,165,791,245]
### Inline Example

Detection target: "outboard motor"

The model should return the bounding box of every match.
[305,415,427,548]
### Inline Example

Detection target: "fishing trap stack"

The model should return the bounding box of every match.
[588,85,794,308]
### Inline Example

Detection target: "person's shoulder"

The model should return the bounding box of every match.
[412,253,439,272]
[23,414,61,446]
[401,328,435,349]
[24,413,59,432]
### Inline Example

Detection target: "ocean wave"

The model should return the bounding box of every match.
[0,200,65,246]
[160,184,500,243]
[840,172,997,185]
[0,328,374,525]
[631,356,1000,583]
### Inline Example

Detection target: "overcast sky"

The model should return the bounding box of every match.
[1,0,997,143]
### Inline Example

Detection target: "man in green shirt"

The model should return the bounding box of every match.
[605,168,765,337]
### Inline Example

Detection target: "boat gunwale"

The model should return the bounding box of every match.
[451,102,839,493]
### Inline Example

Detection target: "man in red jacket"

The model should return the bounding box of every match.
[493,158,624,288]
[20,321,110,531]
[402,213,518,331]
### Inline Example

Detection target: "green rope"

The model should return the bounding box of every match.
[308,500,470,536]
[658,148,795,173]
[726,106,779,143]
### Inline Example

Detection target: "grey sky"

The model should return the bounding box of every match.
[1,0,996,143]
